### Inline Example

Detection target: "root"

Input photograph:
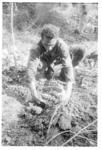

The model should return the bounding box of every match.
[45,129,96,145]
[45,119,97,146]
[62,119,97,146]
[47,104,61,136]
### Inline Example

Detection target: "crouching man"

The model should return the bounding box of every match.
[27,24,74,107]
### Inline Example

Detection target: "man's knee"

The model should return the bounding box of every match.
[60,67,70,82]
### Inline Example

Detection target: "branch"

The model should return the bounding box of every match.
[45,129,96,146]
[62,119,97,146]
[47,104,61,136]
[11,2,17,68]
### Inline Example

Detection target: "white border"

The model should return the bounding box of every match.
[0,0,100,3]
[0,1,102,150]
[0,0,2,148]
[98,0,102,150]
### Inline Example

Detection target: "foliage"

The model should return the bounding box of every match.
[2,2,98,146]
[3,3,98,35]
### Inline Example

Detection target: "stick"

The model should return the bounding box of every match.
[62,119,97,146]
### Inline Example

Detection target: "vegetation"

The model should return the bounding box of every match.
[2,2,98,146]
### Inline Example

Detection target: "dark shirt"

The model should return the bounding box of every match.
[27,38,74,82]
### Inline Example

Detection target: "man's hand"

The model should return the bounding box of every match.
[29,81,39,102]
[29,80,47,105]
[61,90,69,105]
[60,81,73,106]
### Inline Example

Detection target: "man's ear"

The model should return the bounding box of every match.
[69,46,85,67]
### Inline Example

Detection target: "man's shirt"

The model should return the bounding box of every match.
[27,38,74,82]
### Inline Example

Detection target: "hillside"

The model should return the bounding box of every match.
[2,3,98,146]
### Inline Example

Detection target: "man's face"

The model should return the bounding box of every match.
[41,35,57,51]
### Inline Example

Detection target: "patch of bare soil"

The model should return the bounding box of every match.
[2,63,97,146]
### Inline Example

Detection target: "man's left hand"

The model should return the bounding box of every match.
[61,90,69,105]
[60,81,73,105]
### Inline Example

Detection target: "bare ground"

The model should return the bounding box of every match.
[2,30,97,146]
[2,63,97,146]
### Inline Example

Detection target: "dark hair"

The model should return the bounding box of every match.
[41,24,60,38]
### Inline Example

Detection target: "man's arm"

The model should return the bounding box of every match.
[27,48,41,102]
[62,56,74,104]
[58,39,74,104]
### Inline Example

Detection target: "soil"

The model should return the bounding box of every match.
[2,63,97,146]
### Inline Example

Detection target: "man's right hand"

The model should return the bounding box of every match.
[29,80,47,105]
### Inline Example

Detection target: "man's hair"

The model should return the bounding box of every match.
[41,24,60,38]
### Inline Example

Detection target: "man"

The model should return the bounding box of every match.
[27,24,74,106]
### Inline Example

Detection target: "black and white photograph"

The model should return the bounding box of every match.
[2,1,98,147]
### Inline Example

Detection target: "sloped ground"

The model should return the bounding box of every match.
[2,61,97,146]
[2,10,97,145]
